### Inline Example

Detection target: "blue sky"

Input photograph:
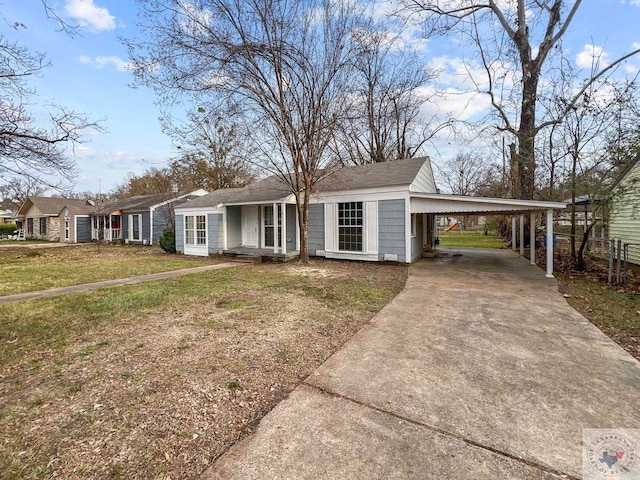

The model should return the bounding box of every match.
[5,0,640,194]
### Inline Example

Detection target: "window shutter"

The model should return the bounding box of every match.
[365,201,378,254]
[324,203,336,252]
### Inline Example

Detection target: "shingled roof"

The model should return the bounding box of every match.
[95,192,188,214]
[181,157,431,208]
[17,197,94,216]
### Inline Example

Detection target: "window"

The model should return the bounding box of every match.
[185,215,206,246]
[65,220,70,241]
[39,217,47,235]
[129,214,142,241]
[263,205,282,247]
[338,201,363,252]
[27,218,33,235]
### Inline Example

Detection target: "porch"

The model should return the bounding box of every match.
[92,214,122,242]
[223,246,300,262]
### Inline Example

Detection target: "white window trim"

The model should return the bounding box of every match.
[184,214,208,248]
[324,201,378,260]
[129,214,142,242]
[337,201,364,253]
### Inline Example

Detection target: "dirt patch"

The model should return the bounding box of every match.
[0,261,407,479]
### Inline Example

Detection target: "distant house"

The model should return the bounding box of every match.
[608,156,640,265]
[16,197,95,241]
[59,203,94,243]
[174,157,565,270]
[92,190,207,245]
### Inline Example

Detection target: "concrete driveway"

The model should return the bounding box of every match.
[202,248,640,480]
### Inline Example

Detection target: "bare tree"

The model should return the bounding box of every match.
[0,11,100,188]
[336,25,450,164]
[403,0,640,199]
[0,177,47,204]
[128,0,362,262]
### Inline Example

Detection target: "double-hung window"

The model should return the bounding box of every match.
[338,201,363,252]
[263,205,282,248]
[39,217,47,235]
[185,215,206,246]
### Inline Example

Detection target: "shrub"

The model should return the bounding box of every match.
[159,228,176,253]
[0,223,17,236]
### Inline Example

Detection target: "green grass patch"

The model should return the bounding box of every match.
[0,244,221,296]
[439,231,506,249]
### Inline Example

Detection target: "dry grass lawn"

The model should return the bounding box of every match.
[0,245,222,296]
[0,260,407,479]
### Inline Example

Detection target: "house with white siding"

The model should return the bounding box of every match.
[608,156,640,265]
[174,157,566,272]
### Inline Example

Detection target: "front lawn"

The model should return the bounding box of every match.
[0,260,407,480]
[438,230,507,249]
[0,244,222,296]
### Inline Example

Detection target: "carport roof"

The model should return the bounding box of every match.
[410,193,566,215]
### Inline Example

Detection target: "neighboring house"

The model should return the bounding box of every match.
[0,208,16,224]
[16,197,94,241]
[175,157,438,262]
[608,156,640,265]
[59,203,94,243]
[92,190,207,245]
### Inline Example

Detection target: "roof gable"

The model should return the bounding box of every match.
[610,155,640,193]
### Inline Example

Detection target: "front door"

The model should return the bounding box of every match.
[241,206,258,247]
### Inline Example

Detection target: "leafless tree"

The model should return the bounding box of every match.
[0,9,100,189]
[402,0,640,199]
[335,25,451,164]
[128,0,363,261]
[0,176,47,205]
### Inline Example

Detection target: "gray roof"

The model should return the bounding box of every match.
[182,157,429,208]
[18,196,93,216]
[96,192,188,214]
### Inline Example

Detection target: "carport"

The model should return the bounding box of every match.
[411,193,566,277]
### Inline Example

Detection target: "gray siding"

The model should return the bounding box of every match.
[378,199,406,263]
[76,217,91,243]
[123,211,151,243]
[286,204,297,251]
[152,212,169,245]
[175,214,184,253]
[208,213,223,254]
[308,204,325,254]
[411,213,424,262]
[227,206,241,248]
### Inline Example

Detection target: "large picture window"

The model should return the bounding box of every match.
[338,201,363,252]
[185,215,206,246]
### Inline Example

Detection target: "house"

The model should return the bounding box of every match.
[16,197,95,241]
[175,158,438,261]
[92,190,207,245]
[59,202,94,243]
[174,157,566,272]
[608,156,640,265]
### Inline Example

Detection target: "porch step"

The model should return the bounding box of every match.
[231,255,262,264]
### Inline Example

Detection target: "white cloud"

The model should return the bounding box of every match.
[576,44,610,70]
[78,55,131,72]
[65,0,115,31]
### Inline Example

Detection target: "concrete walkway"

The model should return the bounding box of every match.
[0,263,238,304]
[202,248,640,480]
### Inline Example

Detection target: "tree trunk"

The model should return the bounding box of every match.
[297,187,311,263]
[516,68,538,200]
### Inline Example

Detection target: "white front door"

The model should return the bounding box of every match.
[241,206,258,247]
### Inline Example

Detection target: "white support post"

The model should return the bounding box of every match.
[281,202,287,255]
[223,206,228,251]
[512,216,517,251]
[546,209,554,278]
[529,211,536,265]
[149,208,154,245]
[273,202,279,253]
[519,214,524,256]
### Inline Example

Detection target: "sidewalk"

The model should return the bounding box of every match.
[0,263,238,304]
[202,248,640,479]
